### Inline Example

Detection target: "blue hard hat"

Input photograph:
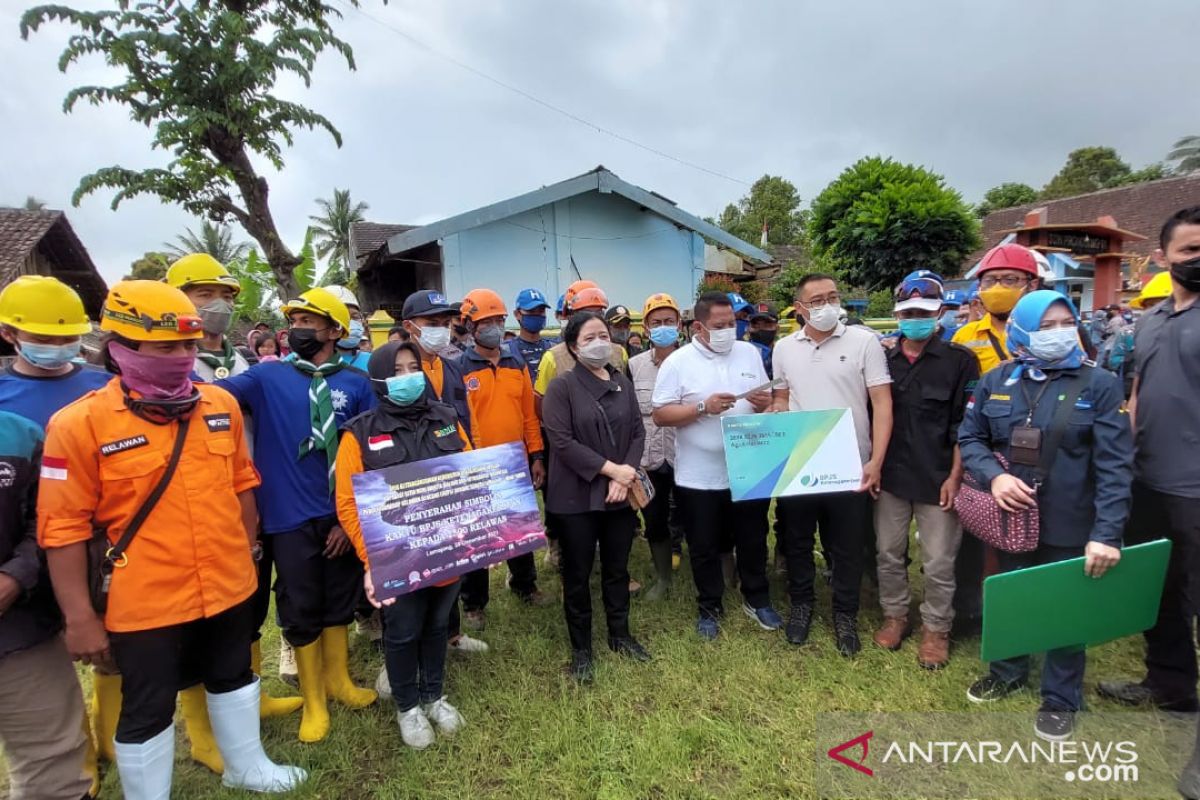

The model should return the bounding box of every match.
[515,288,550,312]
[727,292,752,313]
[902,269,945,285]
[942,289,966,308]
[555,293,567,314]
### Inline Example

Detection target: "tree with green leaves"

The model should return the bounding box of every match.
[165,220,252,265]
[310,188,369,286]
[127,251,170,281]
[20,1,363,300]
[1168,136,1200,174]
[976,182,1039,218]
[1040,146,1132,199]
[808,157,980,291]
[22,196,47,211]
[716,175,807,246]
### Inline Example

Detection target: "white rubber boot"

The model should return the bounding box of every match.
[114,726,175,800]
[207,678,307,793]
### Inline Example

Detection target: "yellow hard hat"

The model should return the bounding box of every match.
[642,292,680,318]
[1130,271,1172,310]
[165,253,241,295]
[0,275,92,336]
[281,288,351,334]
[100,280,203,342]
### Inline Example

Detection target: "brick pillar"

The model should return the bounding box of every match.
[1092,254,1122,310]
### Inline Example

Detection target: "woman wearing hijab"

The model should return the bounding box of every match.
[957,290,1133,741]
[334,341,471,749]
[542,311,650,683]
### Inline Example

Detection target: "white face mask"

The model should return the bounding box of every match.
[417,325,451,351]
[1027,327,1080,362]
[806,304,841,332]
[575,338,612,368]
[703,326,737,354]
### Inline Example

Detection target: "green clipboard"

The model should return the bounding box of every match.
[980,539,1172,662]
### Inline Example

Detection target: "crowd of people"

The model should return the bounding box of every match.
[0,205,1198,799]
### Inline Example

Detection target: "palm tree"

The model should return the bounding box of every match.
[1168,136,1200,174]
[23,196,47,210]
[310,189,369,286]
[165,220,252,264]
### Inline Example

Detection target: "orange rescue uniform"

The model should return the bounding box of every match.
[38,379,260,633]
[458,349,543,453]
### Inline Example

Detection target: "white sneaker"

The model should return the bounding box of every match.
[397,706,435,749]
[422,697,465,737]
[375,666,392,702]
[449,634,489,655]
[278,640,297,685]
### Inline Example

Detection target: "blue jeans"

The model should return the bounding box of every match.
[381,580,461,712]
[989,544,1086,711]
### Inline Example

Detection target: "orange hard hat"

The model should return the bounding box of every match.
[460,288,507,321]
[563,279,599,310]
[978,244,1038,278]
[570,287,609,312]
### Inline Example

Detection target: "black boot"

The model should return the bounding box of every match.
[786,603,813,646]
[645,540,673,602]
[833,612,861,657]
[569,650,594,683]
[608,636,652,662]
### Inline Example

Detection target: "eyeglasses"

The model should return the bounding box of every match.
[979,275,1031,290]
[894,277,944,303]
[798,293,840,310]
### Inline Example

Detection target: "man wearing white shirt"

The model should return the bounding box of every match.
[772,274,893,657]
[652,292,781,640]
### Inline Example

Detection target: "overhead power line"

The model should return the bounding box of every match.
[340,2,752,187]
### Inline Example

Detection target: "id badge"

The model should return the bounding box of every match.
[1010,425,1042,466]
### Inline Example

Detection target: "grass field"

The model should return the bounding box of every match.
[27,534,1157,799]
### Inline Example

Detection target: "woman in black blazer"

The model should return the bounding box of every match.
[542,311,650,683]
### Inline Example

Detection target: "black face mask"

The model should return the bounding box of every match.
[749,329,777,346]
[1170,255,1200,292]
[288,327,326,360]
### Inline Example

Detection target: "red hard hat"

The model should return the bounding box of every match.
[978,244,1038,278]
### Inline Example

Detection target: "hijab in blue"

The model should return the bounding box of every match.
[1005,290,1085,383]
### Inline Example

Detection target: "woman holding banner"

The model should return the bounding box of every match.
[543,311,651,683]
[335,341,471,750]
[957,290,1132,742]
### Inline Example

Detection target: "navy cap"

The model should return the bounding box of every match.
[515,288,551,311]
[604,304,632,324]
[402,289,457,320]
[749,301,779,321]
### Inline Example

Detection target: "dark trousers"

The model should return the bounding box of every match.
[643,464,676,544]
[1126,481,1200,701]
[270,516,364,648]
[251,544,275,641]
[109,597,255,743]
[781,492,867,615]
[676,486,770,618]
[953,532,986,623]
[989,544,1086,711]
[460,552,538,612]
[559,509,636,652]
[382,580,461,712]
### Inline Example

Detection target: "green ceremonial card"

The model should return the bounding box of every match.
[980,539,1172,663]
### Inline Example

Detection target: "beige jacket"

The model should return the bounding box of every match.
[628,347,676,471]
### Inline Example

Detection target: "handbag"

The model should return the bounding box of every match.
[628,469,657,511]
[953,369,1088,553]
[87,417,191,614]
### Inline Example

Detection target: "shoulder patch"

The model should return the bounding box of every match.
[434,424,457,438]
[465,376,481,391]
[100,434,149,457]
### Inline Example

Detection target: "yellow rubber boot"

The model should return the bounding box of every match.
[320,626,378,708]
[90,670,122,763]
[179,684,223,774]
[252,640,303,718]
[293,640,330,743]
[81,712,100,798]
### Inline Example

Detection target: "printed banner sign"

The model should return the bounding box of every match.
[721,409,863,501]
[350,441,545,600]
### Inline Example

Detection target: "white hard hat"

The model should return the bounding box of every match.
[323,284,360,310]
[1030,249,1053,281]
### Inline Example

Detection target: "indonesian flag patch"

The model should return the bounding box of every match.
[368,434,394,452]
[41,455,68,481]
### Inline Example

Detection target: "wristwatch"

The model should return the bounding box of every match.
[697,401,707,416]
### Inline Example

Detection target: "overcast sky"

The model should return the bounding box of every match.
[1,0,1195,285]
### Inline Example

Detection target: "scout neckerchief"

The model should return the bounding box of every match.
[292,358,345,493]
[196,340,238,379]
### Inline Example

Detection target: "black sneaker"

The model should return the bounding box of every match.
[608,636,652,662]
[786,604,813,646]
[1096,679,1200,712]
[1035,705,1075,741]
[967,675,1026,703]
[833,613,860,657]
[569,649,594,683]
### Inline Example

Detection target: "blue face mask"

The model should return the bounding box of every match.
[519,314,546,334]
[735,319,749,340]
[20,340,81,369]
[382,372,426,406]
[339,320,365,349]
[897,318,938,341]
[648,325,679,348]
